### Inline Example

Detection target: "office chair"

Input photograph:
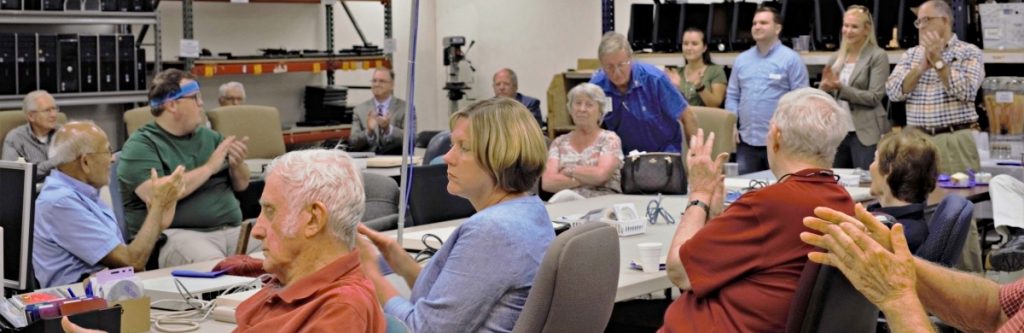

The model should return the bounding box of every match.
[416,130,440,148]
[208,105,286,159]
[423,130,452,165]
[362,172,401,231]
[689,106,737,157]
[785,261,879,333]
[915,194,974,266]
[123,106,154,137]
[408,164,475,226]
[513,222,620,333]
[0,110,68,157]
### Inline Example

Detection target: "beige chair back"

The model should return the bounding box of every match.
[0,109,68,157]
[690,106,737,157]
[124,106,155,137]
[207,105,286,159]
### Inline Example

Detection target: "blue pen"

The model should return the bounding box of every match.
[67,288,77,299]
[84,280,94,298]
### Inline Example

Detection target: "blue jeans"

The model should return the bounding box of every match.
[737,141,769,175]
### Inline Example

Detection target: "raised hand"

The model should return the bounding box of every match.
[686,128,730,196]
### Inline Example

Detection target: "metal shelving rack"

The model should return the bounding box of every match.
[0,10,162,109]
[181,0,392,80]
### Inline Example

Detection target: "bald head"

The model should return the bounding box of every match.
[50,121,112,188]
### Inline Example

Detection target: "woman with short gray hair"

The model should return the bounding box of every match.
[541,83,623,201]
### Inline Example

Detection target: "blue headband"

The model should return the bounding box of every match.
[149,81,201,108]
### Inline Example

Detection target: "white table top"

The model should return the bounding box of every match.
[385,194,688,302]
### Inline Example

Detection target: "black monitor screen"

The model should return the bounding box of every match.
[733,2,759,50]
[899,0,926,48]
[781,0,815,45]
[628,4,655,51]
[654,3,683,52]
[0,161,34,291]
[709,3,733,52]
[875,0,902,48]
[682,4,711,45]
[816,0,844,50]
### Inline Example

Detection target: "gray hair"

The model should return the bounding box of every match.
[494,68,518,87]
[218,81,246,98]
[566,83,608,125]
[598,32,633,60]
[23,90,54,114]
[924,0,953,19]
[264,149,365,249]
[771,88,847,166]
[48,120,102,165]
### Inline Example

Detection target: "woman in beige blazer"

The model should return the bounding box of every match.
[820,5,891,170]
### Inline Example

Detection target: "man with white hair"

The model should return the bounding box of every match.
[3,90,62,180]
[493,68,543,128]
[218,81,246,107]
[660,88,855,332]
[590,32,698,154]
[32,121,184,287]
[886,0,984,175]
[233,149,386,332]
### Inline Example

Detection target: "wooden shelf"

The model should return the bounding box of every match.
[190,56,390,77]
[636,49,1024,67]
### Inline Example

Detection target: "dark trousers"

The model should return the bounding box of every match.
[737,141,769,175]
[833,132,876,170]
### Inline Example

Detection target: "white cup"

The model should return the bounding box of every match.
[725,162,739,177]
[637,242,663,273]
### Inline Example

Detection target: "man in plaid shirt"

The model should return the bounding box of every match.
[886,0,984,174]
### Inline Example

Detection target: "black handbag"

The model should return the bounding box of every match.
[620,152,688,194]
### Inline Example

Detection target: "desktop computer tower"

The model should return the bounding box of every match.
[682,4,711,46]
[79,35,99,92]
[628,4,654,51]
[37,34,58,93]
[23,0,41,10]
[0,33,15,96]
[101,0,117,11]
[708,2,734,52]
[135,48,146,90]
[98,35,116,92]
[16,34,37,95]
[117,35,135,91]
[42,0,62,10]
[57,34,79,93]
[66,0,82,10]
[1,0,21,10]
[83,0,99,10]
[730,2,758,51]
[653,3,683,53]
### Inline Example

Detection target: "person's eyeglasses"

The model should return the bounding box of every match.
[31,106,59,114]
[914,16,945,28]
[177,94,201,103]
[602,60,631,75]
[646,194,676,225]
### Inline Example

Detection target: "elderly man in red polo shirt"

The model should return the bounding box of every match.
[660,88,855,332]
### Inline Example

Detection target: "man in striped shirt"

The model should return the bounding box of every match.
[885,0,984,174]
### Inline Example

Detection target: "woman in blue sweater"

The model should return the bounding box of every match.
[357,97,554,332]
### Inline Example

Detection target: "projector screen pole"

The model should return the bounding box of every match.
[397,0,421,245]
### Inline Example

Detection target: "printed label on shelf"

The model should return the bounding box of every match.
[230,0,248,3]
[321,0,336,5]
[180,39,200,58]
[204,66,214,77]
[996,91,1015,103]
[254,64,263,75]
[313,63,321,72]
[383,38,396,54]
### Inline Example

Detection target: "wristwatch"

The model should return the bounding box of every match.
[686,199,710,217]
[694,82,706,92]
[933,60,945,70]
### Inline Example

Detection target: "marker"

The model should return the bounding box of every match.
[66,288,77,299]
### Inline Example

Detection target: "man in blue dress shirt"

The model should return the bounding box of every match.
[32,121,183,287]
[590,32,698,154]
[725,6,809,174]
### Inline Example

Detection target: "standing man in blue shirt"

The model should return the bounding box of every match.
[590,32,698,154]
[726,6,809,174]
[33,121,183,287]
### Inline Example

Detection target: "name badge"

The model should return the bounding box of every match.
[604,97,614,113]
[769,73,783,80]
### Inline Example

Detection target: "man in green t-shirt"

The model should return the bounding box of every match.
[118,68,260,268]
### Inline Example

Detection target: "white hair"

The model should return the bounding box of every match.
[598,32,633,59]
[566,83,609,125]
[48,120,102,165]
[23,90,54,114]
[218,81,246,98]
[771,88,847,166]
[264,149,365,249]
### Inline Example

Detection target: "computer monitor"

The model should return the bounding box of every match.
[731,2,759,51]
[653,3,683,52]
[875,0,902,49]
[628,4,655,51]
[0,160,36,292]
[708,2,733,52]
[815,0,844,51]
[682,3,712,46]
[898,0,926,48]
[781,0,815,47]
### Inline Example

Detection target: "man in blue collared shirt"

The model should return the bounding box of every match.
[33,121,183,287]
[591,32,698,154]
[725,6,809,174]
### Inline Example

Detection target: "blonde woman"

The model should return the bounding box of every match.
[819,5,891,169]
[542,83,623,200]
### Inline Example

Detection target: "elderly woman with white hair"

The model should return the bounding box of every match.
[541,83,623,201]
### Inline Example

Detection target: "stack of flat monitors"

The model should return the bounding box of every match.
[303,86,350,126]
[0,0,152,11]
[653,3,683,53]
[628,3,654,51]
[0,33,146,97]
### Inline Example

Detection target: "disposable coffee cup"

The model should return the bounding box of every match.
[637,242,663,273]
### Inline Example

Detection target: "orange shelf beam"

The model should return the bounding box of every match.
[191,57,390,77]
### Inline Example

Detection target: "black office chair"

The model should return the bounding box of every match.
[407,164,475,226]
[416,130,441,148]
[916,194,974,267]
[423,131,452,165]
[785,261,879,333]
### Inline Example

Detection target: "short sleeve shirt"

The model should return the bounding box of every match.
[547,130,624,197]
